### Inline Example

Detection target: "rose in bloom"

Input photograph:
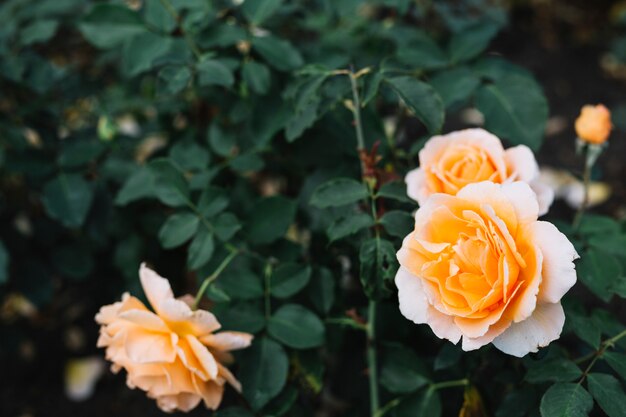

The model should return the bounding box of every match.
[405,128,554,216]
[575,104,612,145]
[395,181,578,357]
[96,264,253,412]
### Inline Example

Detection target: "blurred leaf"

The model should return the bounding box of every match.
[149,158,191,207]
[58,140,106,168]
[239,337,289,410]
[0,241,8,284]
[396,38,449,70]
[359,238,397,299]
[525,358,582,383]
[363,71,384,106]
[475,73,548,150]
[395,386,441,417]
[169,140,210,171]
[496,387,537,417]
[20,19,59,46]
[310,178,369,208]
[604,352,626,379]
[430,67,480,107]
[241,0,283,25]
[144,0,176,33]
[268,304,325,349]
[197,187,229,218]
[42,174,94,228]
[386,76,444,134]
[327,213,374,241]
[377,181,411,203]
[242,60,271,95]
[79,4,145,48]
[578,215,620,236]
[252,36,303,71]
[158,66,191,94]
[246,196,296,244]
[379,210,413,238]
[539,383,592,417]
[115,167,156,205]
[158,212,199,249]
[448,23,499,63]
[122,31,173,76]
[218,267,263,300]
[216,302,265,333]
[52,244,94,280]
[568,313,601,349]
[381,344,430,394]
[197,59,234,87]
[229,153,265,172]
[271,263,312,299]
[577,248,622,302]
[434,343,461,370]
[213,212,241,241]
[587,373,626,417]
[588,234,626,258]
[207,122,235,157]
[187,228,215,269]
[307,267,335,314]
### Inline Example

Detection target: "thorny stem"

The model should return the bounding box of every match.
[572,149,593,229]
[577,329,626,383]
[193,248,239,309]
[159,0,202,59]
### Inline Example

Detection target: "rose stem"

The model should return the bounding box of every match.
[572,147,593,229]
[193,248,239,309]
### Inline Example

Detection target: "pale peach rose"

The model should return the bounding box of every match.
[395,181,578,357]
[96,264,253,413]
[575,104,612,145]
[405,129,554,216]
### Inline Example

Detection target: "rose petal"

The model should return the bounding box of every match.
[492,302,565,357]
[199,331,254,352]
[505,145,539,182]
[159,298,221,336]
[139,263,174,315]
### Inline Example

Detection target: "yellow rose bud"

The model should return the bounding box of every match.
[575,104,612,145]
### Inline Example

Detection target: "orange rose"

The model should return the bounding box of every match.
[575,104,612,145]
[396,181,578,357]
[405,129,553,215]
[96,264,253,412]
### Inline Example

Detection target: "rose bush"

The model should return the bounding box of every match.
[1,1,625,417]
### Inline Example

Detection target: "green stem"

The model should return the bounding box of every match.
[264,262,273,319]
[431,378,469,391]
[349,69,366,176]
[193,248,239,309]
[367,300,380,416]
[572,149,593,229]
[577,329,626,383]
[374,398,401,417]
[159,0,202,59]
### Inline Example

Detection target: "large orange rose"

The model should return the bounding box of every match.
[395,181,578,357]
[96,264,252,412]
[405,129,553,215]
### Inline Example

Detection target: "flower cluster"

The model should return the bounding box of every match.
[397,129,579,357]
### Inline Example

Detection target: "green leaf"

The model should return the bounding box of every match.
[475,74,548,150]
[430,67,481,107]
[20,19,59,46]
[144,0,176,33]
[285,99,319,142]
[310,178,369,208]
[539,383,593,417]
[58,140,106,168]
[525,358,582,383]
[52,244,94,280]
[216,407,255,417]
[187,228,215,269]
[396,38,449,70]
[158,212,199,249]
[434,344,461,370]
[386,76,444,134]
[379,210,413,238]
[115,167,156,205]
[0,240,8,284]
[207,123,235,157]
[197,59,234,87]
[578,214,620,236]
[158,66,191,94]
[216,301,266,333]
[588,234,626,258]
[496,387,537,417]
[242,60,271,95]
[577,248,622,302]
[327,213,374,242]
[448,23,499,63]
[252,36,303,71]
[214,212,241,241]
[587,373,626,417]
[197,187,229,218]
[377,181,411,203]
[395,386,441,417]
[268,304,325,349]
[42,174,94,228]
[241,0,283,25]
[271,263,312,299]
[79,4,145,49]
[169,140,210,171]
[122,31,173,76]
[218,267,263,300]
[359,238,397,299]
[568,313,601,349]
[238,337,289,411]
[363,71,384,106]
[148,158,190,207]
[604,352,626,379]
[381,344,430,394]
[246,196,297,244]
[307,267,335,315]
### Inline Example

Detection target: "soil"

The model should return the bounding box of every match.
[2,2,626,417]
